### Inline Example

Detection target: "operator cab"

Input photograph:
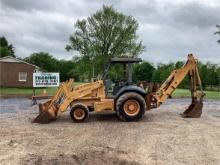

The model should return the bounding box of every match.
[103,57,142,96]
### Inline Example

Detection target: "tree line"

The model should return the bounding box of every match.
[23,52,219,90]
[134,60,219,90]
[0,36,15,57]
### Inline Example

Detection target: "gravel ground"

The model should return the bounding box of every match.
[0,98,220,165]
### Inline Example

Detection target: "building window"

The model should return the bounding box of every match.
[19,72,27,82]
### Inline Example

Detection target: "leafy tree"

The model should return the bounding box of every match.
[24,52,58,72]
[198,62,209,89]
[0,36,15,57]
[198,62,219,90]
[152,63,175,83]
[175,61,184,68]
[215,25,220,44]
[66,5,145,77]
[151,60,219,90]
[57,60,77,81]
[60,56,94,82]
[70,56,94,81]
[25,53,90,82]
[133,61,155,82]
[107,64,126,82]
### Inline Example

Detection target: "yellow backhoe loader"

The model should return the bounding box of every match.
[34,54,205,123]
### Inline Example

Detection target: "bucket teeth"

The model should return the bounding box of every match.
[181,100,203,118]
[33,110,55,123]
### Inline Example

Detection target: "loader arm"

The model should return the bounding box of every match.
[38,79,74,113]
[34,80,106,123]
[147,54,205,117]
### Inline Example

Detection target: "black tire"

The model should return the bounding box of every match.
[116,92,146,121]
[70,103,89,122]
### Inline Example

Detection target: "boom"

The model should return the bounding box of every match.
[147,54,205,117]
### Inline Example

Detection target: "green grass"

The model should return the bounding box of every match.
[0,82,84,96]
[172,89,220,100]
[0,85,219,100]
[0,87,56,95]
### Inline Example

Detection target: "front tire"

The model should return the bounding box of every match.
[116,92,146,121]
[70,103,89,122]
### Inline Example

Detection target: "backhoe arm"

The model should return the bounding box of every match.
[155,54,204,105]
[148,54,205,118]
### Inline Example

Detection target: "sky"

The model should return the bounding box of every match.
[0,0,220,64]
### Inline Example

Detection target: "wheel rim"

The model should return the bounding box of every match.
[73,108,85,120]
[123,99,140,116]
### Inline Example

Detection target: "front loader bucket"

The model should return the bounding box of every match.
[33,104,58,124]
[39,100,52,113]
[181,99,203,118]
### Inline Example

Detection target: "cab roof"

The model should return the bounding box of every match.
[110,57,142,64]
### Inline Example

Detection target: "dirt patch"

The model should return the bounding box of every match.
[0,98,220,165]
[21,145,140,165]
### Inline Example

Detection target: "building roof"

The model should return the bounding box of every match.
[0,56,39,69]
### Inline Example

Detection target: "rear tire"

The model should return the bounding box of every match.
[116,92,146,121]
[70,103,89,122]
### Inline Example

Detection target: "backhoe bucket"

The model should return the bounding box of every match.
[181,99,203,118]
[33,104,58,123]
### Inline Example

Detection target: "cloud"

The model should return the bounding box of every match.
[0,0,220,63]
[171,2,220,29]
[1,0,55,11]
